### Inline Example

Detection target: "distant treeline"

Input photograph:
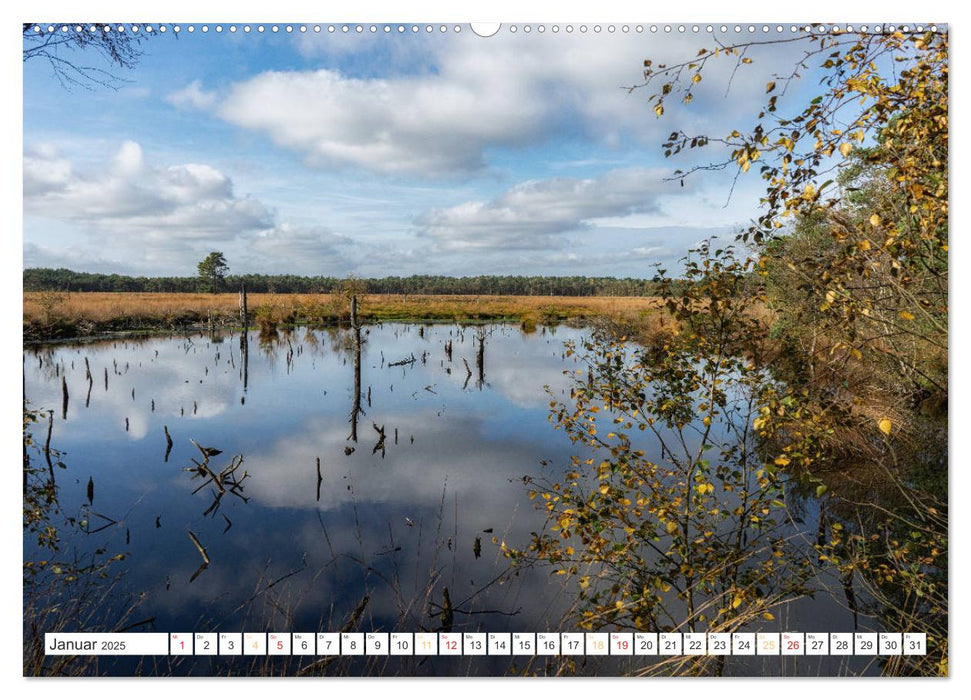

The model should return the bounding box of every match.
[23,268,662,296]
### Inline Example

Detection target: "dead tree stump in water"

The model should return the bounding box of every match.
[239,284,249,328]
[476,329,486,387]
[349,296,363,443]
[61,376,69,420]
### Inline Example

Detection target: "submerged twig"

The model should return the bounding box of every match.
[164,426,173,462]
[187,529,210,565]
[372,423,386,457]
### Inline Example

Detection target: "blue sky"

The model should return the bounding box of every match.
[24,23,829,278]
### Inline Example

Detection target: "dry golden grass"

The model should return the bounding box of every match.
[23,292,666,339]
[359,293,664,321]
[24,292,249,324]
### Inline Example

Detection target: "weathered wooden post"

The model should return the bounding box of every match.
[61,375,69,420]
[349,295,362,442]
[239,284,249,394]
[239,284,248,328]
[476,328,485,387]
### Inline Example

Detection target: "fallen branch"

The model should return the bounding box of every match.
[388,354,416,367]
[187,529,210,565]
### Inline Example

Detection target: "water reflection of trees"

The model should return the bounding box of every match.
[23,405,147,676]
[349,297,363,444]
[183,439,250,582]
[24,324,612,676]
[507,254,816,676]
[510,245,946,676]
[793,462,947,676]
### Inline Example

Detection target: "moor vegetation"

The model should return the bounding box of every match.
[505,28,947,676]
[22,291,668,341]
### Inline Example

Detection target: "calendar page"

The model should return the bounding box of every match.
[21,7,948,681]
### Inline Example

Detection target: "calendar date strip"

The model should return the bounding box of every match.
[45,631,928,657]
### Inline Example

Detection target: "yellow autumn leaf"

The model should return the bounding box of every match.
[666,521,678,535]
[774,456,790,466]
[692,73,702,84]
[859,239,871,251]
[839,142,853,157]
[763,612,775,621]
[731,595,743,609]
[869,214,882,227]
[878,418,892,436]
[654,103,664,117]
[899,310,915,321]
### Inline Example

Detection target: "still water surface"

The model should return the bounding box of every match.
[23,323,869,675]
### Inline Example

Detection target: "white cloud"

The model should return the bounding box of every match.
[216,67,544,177]
[165,80,217,111]
[629,245,665,257]
[23,142,357,275]
[210,34,652,177]
[23,145,72,197]
[209,32,800,178]
[415,167,683,250]
[24,141,274,239]
[239,224,353,274]
[23,242,126,273]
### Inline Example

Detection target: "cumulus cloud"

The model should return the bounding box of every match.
[23,142,358,275]
[24,141,273,240]
[237,224,353,274]
[165,80,217,111]
[251,223,349,256]
[415,167,683,250]
[208,32,799,178]
[23,144,73,197]
[23,242,128,273]
[211,34,646,177]
[216,67,545,177]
